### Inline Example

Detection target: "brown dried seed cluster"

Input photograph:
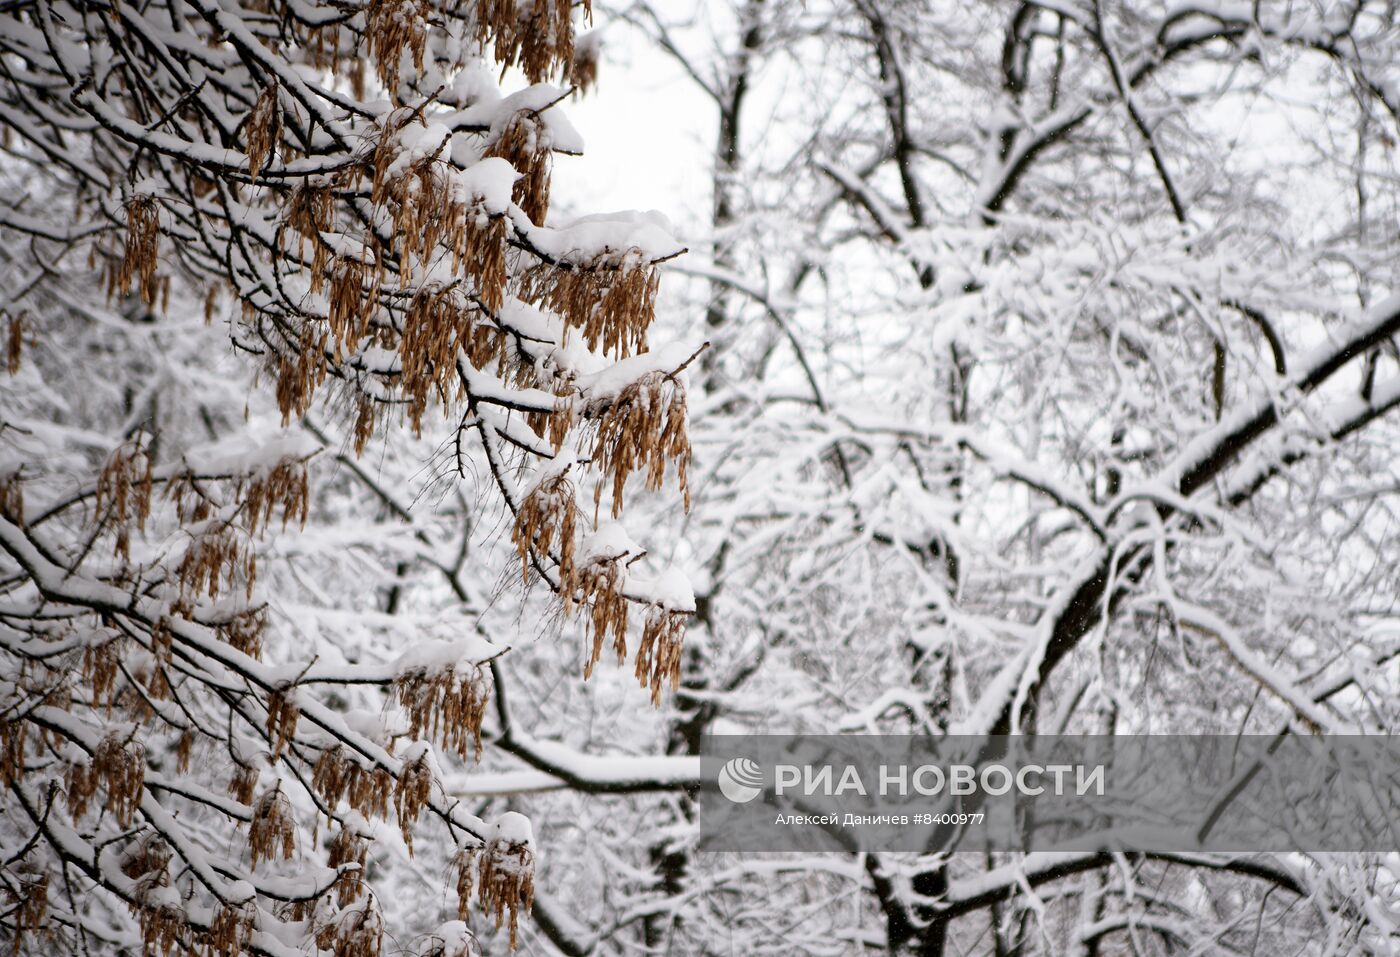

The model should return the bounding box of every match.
[273,310,334,423]
[282,183,334,276]
[518,254,658,357]
[82,638,121,708]
[8,869,48,954]
[478,0,589,85]
[365,0,429,96]
[200,902,255,957]
[119,840,180,956]
[394,752,433,850]
[529,397,575,451]
[314,899,384,957]
[474,826,535,950]
[120,653,174,716]
[370,135,511,309]
[245,85,282,183]
[452,847,474,920]
[68,734,145,827]
[113,196,169,310]
[468,215,509,312]
[215,607,267,659]
[328,827,369,906]
[326,256,379,356]
[590,371,691,518]
[514,473,689,704]
[244,457,310,535]
[301,20,365,97]
[311,746,393,820]
[5,311,22,374]
[265,690,299,757]
[165,470,213,526]
[513,360,576,449]
[511,472,577,589]
[394,665,489,761]
[147,615,179,668]
[203,285,222,325]
[398,283,500,433]
[570,35,600,94]
[0,470,21,522]
[635,607,686,705]
[175,520,256,601]
[486,111,552,224]
[3,867,46,957]
[352,397,378,456]
[175,728,195,774]
[229,763,260,806]
[134,898,183,957]
[578,557,626,680]
[96,441,153,561]
[120,833,171,883]
[250,786,297,868]
[0,721,24,787]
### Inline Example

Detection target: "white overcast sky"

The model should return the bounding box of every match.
[550,24,713,239]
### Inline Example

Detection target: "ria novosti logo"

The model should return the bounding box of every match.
[714,755,1107,805]
[716,757,764,803]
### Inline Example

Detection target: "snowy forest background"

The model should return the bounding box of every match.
[2,0,1400,954]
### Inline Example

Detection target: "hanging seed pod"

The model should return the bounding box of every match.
[486,111,551,224]
[120,833,171,883]
[399,284,475,431]
[461,212,508,314]
[394,750,434,850]
[5,311,22,374]
[244,457,310,536]
[201,901,256,957]
[479,0,585,84]
[132,894,184,957]
[511,471,577,591]
[0,721,23,787]
[68,734,145,827]
[245,84,282,183]
[311,746,391,821]
[175,728,194,773]
[215,608,267,659]
[365,0,429,96]
[82,638,121,709]
[313,745,352,807]
[117,196,161,307]
[249,785,296,868]
[0,470,21,523]
[328,826,369,906]
[282,183,333,275]
[174,520,256,601]
[589,371,691,518]
[327,257,377,354]
[635,606,686,705]
[97,735,145,827]
[516,0,579,85]
[228,762,259,805]
[394,664,490,761]
[265,689,299,757]
[570,30,601,94]
[9,870,49,952]
[315,898,384,957]
[578,556,627,679]
[519,251,659,357]
[474,812,534,950]
[452,846,474,920]
[96,440,154,562]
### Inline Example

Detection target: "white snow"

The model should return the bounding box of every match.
[580,520,640,561]
[391,635,505,674]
